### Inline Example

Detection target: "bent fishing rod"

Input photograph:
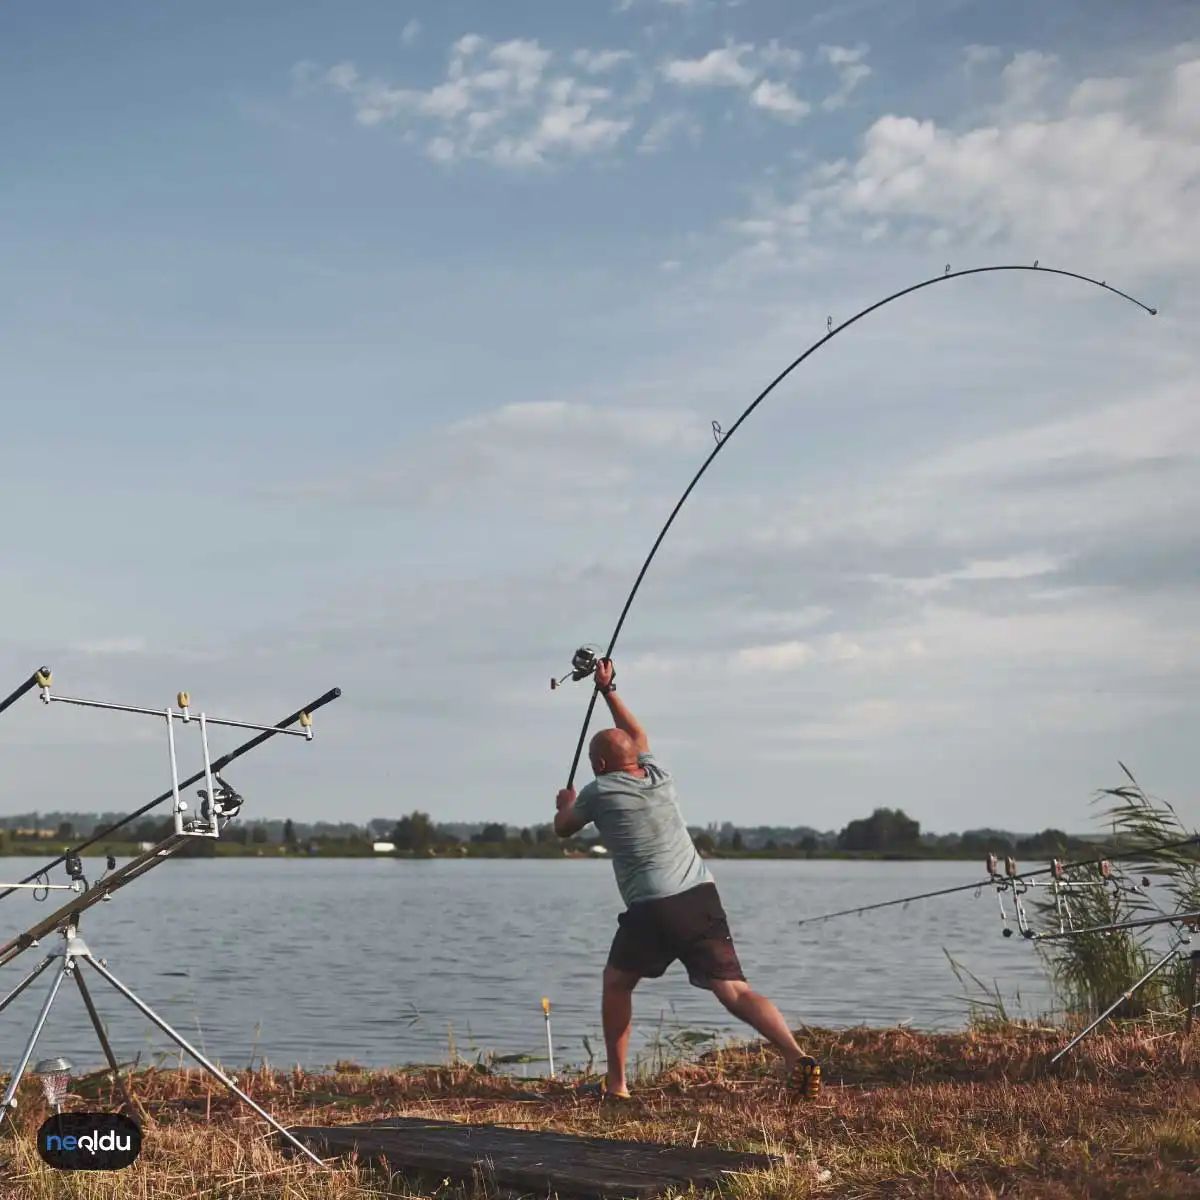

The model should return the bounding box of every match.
[551,262,1158,789]
[0,679,342,903]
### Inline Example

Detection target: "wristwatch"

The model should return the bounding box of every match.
[598,682,616,695]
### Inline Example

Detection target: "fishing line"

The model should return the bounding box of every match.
[554,262,1157,789]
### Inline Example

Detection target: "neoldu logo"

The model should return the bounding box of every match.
[37,1111,142,1170]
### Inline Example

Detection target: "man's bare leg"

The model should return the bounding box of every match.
[709,979,817,1086]
[601,965,639,1095]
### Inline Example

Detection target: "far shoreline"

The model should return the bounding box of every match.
[0,843,1101,864]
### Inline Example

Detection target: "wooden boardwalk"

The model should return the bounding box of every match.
[283,1115,778,1198]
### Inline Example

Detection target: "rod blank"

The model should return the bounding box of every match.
[563,263,1157,788]
[0,666,50,720]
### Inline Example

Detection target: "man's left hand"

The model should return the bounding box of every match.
[556,787,576,811]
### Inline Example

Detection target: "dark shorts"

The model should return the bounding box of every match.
[607,882,746,990]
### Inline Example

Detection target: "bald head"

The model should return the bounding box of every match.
[589,728,640,776]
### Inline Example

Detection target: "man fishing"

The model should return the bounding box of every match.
[554,657,820,1101]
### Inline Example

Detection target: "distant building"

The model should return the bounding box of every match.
[588,844,608,857]
[372,841,396,853]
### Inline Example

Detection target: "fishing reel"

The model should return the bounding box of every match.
[550,646,607,691]
[197,772,244,825]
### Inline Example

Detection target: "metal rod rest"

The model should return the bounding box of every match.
[1035,908,1200,941]
[1049,941,1186,1064]
[0,685,341,902]
[81,955,326,1167]
[46,694,312,737]
[0,958,70,1121]
[0,833,191,967]
[0,883,76,891]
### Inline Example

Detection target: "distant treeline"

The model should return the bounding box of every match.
[0,807,1110,862]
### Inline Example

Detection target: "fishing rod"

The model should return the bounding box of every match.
[0,676,342,903]
[1034,907,1200,942]
[0,666,51,720]
[550,262,1157,789]
[793,833,1200,928]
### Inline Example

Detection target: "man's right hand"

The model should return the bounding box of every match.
[595,658,615,692]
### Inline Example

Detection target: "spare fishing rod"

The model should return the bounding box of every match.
[0,665,51,720]
[793,833,1200,928]
[0,675,342,903]
[552,262,1158,788]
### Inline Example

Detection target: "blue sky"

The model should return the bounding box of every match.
[1,0,1197,835]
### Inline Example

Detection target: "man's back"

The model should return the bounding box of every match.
[574,753,712,907]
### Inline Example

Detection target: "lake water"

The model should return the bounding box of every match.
[0,856,1061,1077]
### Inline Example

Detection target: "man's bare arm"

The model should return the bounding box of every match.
[596,659,649,755]
[554,787,589,838]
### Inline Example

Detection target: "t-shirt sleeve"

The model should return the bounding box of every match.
[637,752,667,780]
[572,781,599,825]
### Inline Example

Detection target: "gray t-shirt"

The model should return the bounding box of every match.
[573,753,713,908]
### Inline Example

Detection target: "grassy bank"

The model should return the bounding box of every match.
[1,1023,1197,1198]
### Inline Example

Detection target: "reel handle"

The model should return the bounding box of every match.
[550,647,606,692]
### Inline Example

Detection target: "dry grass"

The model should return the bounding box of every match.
[1,1024,1198,1198]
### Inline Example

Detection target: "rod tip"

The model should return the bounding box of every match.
[1148,307,1158,316]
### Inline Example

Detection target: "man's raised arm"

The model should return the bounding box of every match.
[595,659,649,755]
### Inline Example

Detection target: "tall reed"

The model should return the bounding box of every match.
[1031,764,1200,1023]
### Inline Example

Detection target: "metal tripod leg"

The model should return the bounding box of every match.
[1185,951,1200,1037]
[71,967,147,1125]
[78,955,326,1168]
[1050,943,1181,1065]
[0,953,58,1015]
[0,954,71,1124]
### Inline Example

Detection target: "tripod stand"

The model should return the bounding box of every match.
[0,671,341,1169]
[0,915,325,1166]
[1046,914,1200,1065]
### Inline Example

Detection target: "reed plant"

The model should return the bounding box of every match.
[1030,764,1200,1024]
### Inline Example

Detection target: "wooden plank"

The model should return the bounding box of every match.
[284,1116,777,1199]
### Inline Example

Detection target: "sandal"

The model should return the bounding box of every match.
[788,1056,821,1099]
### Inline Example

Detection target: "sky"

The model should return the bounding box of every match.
[0,0,1197,836]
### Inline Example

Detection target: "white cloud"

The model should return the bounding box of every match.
[663,43,757,87]
[999,49,1060,116]
[71,637,148,657]
[881,553,1063,596]
[964,44,1001,72]
[735,640,813,671]
[307,35,648,167]
[739,46,1200,271]
[751,79,811,120]
[638,109,702,152]
[793,699,901,743]
[760,40,804,72]
[297,401,711,512]
[571,48,634,73]
[401,19,421,47]
[452,33,487,58]
[818,43,872,110]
